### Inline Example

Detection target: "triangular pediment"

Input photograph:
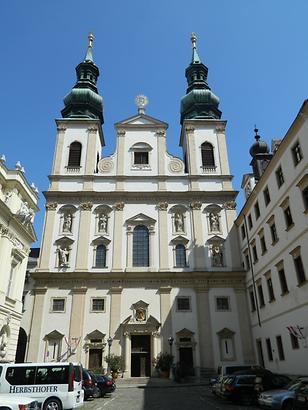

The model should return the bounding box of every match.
[170,235,189,245]
[132,300,149,309]
[115,113,168,128]
[217,327,235,337]
[176,328,194,337]
[85,330,105,340]
[55,236,74,245]
[207,235,225,244]
[44,330,64,340]
[126,213,156,225]
[92,236,111,245]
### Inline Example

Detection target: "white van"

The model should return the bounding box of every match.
[0,362,84,410]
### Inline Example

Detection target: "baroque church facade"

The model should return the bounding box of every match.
[25,34,255,376]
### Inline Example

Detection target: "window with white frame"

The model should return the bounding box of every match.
[91,298,105,312]
[51,298,65,312]
[130,142,152,169]
[92,236,110,268]
[171,236,189,268]
[217,328,235,361]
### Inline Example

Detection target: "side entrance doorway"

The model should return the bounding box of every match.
[89,349,102,369]
[179,347,194,376]
[131,335,151,377]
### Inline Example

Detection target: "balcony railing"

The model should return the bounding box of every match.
[65,166,81,173]
[201,165,217,173]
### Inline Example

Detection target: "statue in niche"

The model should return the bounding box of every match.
[98,213,108,233]
[174,212,184,232]
[212,245,224,267]
[209,212,220,232]
[58,247,70,267]
[63,213,72,232]
[135,308,146,322]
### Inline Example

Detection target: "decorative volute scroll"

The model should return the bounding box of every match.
[98,157,114,173]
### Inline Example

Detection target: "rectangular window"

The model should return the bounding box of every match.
[257,284,265,307]
[276,335,285,360]
[91,298,105,312]
[293,254,306,285]
[266,277,275,302]
[266,338,273,361]
[248,214,253,230]
[6,263,16,298]
[245,253,250,270]
[254,201,260,219]
[134,152,149,165]
[276,166,284,188]
[6,366,36,386]
[36,366,69,384]
[176,297,190,311]
[302,186,308,212]
[291,142,303,166]
[241,225,246,240]
[284,206,294,229]
[249,289,256,312]
[216,297,230,311]
[270,222,279,244]
[52,298,65,312]
[290,333,300,349]
[263,187,271,206]
[277,266,289,294]
[252,244,258,263]
[260,235,267,254]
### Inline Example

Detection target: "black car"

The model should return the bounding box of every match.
[221,374,257,404]
[294,378,308,410]
[95,374,116,397]
[82,369,100,400]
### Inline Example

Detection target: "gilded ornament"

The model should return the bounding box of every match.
[45,202,58,211]
[158,202,168,211]
[223,200,236,210]
[114,202,125,211]
[190,201,202,210]
[80,202,93,211]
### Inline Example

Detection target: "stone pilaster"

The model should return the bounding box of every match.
[235,288,256,363]
[109,287,123,355]
[190,201,205,270]
[85,127,98,175]
[68,287,87,361]
[116,129,126,191]
[124,332,131,376]
[159,286,172,352]
[52,127,66,175]
[157,130,167,190]
[223,200,237,232]
[215,124,230,175]
[38,203,57,271]
[112,202,124,272]
[158,202,169,271]
[26,288,47,362]
[195,286,214,369]
[75,202,93,271]
[185,127,199,190]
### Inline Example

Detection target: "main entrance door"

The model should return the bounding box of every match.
[131,335,151,377]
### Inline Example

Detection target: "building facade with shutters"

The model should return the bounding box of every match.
[236,103,308,376]
[0,157,38,362]
[23,34,255,376]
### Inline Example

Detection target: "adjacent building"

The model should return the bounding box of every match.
[23,34,255,376]
[236,104,308,375]
[0,157,38,362]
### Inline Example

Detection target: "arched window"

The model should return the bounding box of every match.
[133,225,149,267]
[95,244,106,268]
[175,244,186,267]
[201,142,215,168]
[68,142,82,167]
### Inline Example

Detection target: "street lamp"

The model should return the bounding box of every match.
[168,336,174,356]
[107,336,113,374]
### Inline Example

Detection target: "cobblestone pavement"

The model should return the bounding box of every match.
[80,385,259,410]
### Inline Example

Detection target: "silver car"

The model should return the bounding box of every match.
[258,381,306,410]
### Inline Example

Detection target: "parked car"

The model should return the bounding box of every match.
[95,374,116,397]
[294,378,308,410]
[0,395,40,410]
[82,369,100,400]
[221,374,259,404]
[210,363,260,388]
[258,380,308,410]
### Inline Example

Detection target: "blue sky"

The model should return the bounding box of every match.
[1,0,308,245]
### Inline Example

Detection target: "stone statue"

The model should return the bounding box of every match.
[18,201,33,225]
[63,213,72,232]
[98,213,108,233]
[58,247,70,267]
[209,213,220,231]
[212,245,223,267]
[0,328,8,358]
[174,213,184,232]
[4,191,12,203]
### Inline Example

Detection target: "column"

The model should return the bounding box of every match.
[37,203,57,271]
[195,286,214,369]
[109,287,123,355]
[69,287,87,362]
[52,126,66,175]
[75,202,93,271]
[157,130,167,191]
[27,288,47,362]
[190,201,205,270]
[124,332,131,377]
[112,202,124,272]
[159,286,172,352]
[116,129,125,191]
[158,202,169,271]
[235,288,255,363]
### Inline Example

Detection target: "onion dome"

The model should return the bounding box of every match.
[180,33,221,124]
[249,128,270,157]
[61,33,104,123]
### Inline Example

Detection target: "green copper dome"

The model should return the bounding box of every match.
[180,33,221,124]
[61,33,104,123]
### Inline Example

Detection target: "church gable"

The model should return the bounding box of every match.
[115,113,168,128]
